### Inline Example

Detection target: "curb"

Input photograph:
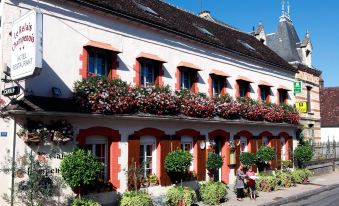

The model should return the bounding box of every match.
[258,183,339,206]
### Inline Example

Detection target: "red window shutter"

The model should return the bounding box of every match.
[159,138,172,186]
[257,138,262,151]
[171,136,181,151]
[250,138,257,172]
[196,138,206,181]
[234,138,241,175]
[276,138,282,170]
[127,137,140,190]
[270,138,277,170]
[287,137,293,163]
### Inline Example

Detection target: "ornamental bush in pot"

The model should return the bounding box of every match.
[294,144,313,168]
[60,148,104,197]
[206,153,223,181]
[240,152,257,168]
[164,150,193,184]
[120,191,153,206]
[199,181,228,205]
[256,146,275,171]
[165,186,197,206]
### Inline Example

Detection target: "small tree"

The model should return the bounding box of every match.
[164,150,192,183]
[60,148,103,197]
[294,144,313,168]
[256,146,275,171]
[206,153,223,180]
[240,152,256,168]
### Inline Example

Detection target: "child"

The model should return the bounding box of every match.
[246,168,257,200]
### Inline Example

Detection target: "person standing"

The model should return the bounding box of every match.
[246,167,257,200]
[236,164,246,201]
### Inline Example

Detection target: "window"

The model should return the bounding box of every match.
[238,81,249,97]
[240,137,248,153]
[279,90,288,104]
[140,136,156,177]
[181,136,193,171]
[308,124,314,142]
[260,86,270,102]
[262,137,269,146]
[180,69,194,90]
[307,86,312,112]
[88,48,109,76]
[212,75,225,96]
[140,60,156,87]
[85,137,108,180]
[280,137,286,161]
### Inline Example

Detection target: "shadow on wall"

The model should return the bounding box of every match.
[25,60,72,98]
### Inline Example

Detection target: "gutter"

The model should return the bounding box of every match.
[5,109,300,128]
[70,0,298,74]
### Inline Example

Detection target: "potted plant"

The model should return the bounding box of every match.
[17,121,50,144]
[206,153,223,181]
[164,150,192,184]
[256,146,276,172]
[148,174,158,186]
[165,186,197,206]
[240,152,257,168]
[51,120,74,144]
[60,148,104,197]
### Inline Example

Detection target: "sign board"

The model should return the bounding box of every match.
[2,86,20,96]
[11,10,43,80]
[296,101,307,113]
[1,132,8,137]
[294,81,302,93]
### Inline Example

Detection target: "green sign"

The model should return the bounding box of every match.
[294,81,302,93]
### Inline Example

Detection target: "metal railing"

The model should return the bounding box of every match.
[311,140,339,160]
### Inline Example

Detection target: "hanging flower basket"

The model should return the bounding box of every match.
[51,131,73,144]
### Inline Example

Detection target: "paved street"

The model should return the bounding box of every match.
[197,172,339,206]
[281,187,339,206]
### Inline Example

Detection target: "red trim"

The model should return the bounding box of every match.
[176,129,200,137]
[259,131,273,137]
[208,130,230,184]
[133,60,141,86]
[208,75,213,96]
[175,68,180,90]
[79,48,88,78]
[257,86,261,101]
[235,80,240,98]
[278,132,289,138]
[77,127,121,189]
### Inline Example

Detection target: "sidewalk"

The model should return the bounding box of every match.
[197,171,339,206]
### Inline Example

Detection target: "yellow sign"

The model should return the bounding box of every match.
[296,102,307,113]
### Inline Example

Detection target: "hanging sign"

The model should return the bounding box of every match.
[294,81,302,93]
[2,86,20,96]
[296,101,307,113]
[11,10,43,80]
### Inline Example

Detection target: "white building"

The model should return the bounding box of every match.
[0,0,299,204]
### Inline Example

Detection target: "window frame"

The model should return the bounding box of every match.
[280,137,286,161]
[240,137,248,153]
[212,75,225,96]
[140,136,157,178]
[307,86,312,112]
[278,89,288,104]
[140,59,157,87]
[87,47,110,77]
[181,136,194,171]
[238,80,249,98]
[259,85,270,102]
[85,136,108,181]
[180,68,196,91]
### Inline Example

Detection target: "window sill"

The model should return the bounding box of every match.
[308,112,314,115]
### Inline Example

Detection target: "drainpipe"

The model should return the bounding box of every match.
[10,117,16,206]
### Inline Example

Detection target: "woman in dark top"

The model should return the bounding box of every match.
[236,164,246,201]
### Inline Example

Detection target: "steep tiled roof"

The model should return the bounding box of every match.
[296,63,322,77]
[64,0,297,73]
[321,87,339,127]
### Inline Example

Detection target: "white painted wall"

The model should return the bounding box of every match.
[0,0,295,105]
[321,127,339,142]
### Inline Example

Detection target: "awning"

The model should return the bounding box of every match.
[277,85,292,91]
[137,52,167,63]
[177,61,202,71]
[84,40,122,53]
[258,80,273,87]
[236,75,254,83]
[209,69,230,77]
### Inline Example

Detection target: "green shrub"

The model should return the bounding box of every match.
[294,145,313,168]
[256,175,278,192]
[256,146,275,164]
[199,181,227,205]
[206,153,223,171]
[164,150,193,173]
[276,172,294,188]
[120,191,153,206]
[240,152,256,167]
[60,149,104,192]
[165,186,197,206]
[72,198,101,206]
[291,169,312,184]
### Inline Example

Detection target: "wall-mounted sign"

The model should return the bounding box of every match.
[296,101,307,113]
[2,86,20,96]
[294,81,302,93]
[1,132,8,137]
[11,10,43,80]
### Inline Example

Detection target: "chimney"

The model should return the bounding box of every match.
[319,76,324,90]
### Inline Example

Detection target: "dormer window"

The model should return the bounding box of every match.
[306,49,311,57]
[134,1,159,16]
[193,24,214,37]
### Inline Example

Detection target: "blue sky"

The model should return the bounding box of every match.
[165,0,338,87]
